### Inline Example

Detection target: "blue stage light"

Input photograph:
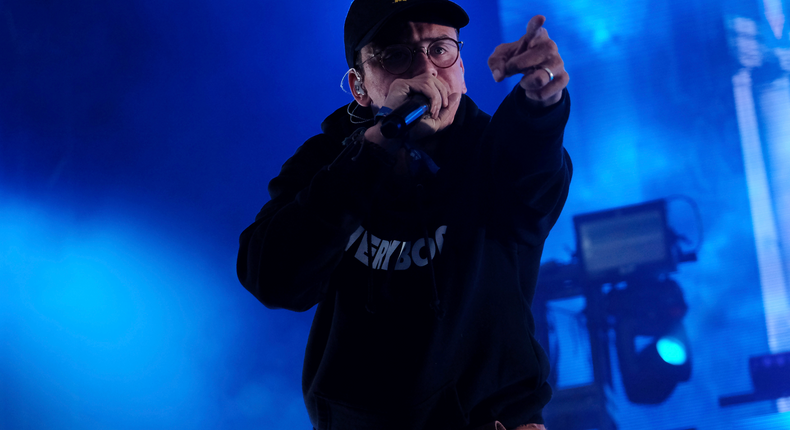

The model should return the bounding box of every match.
[657,336,688,366]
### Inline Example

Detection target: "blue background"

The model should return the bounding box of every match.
[2,0,789,429]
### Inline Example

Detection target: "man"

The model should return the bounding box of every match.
[237,0,571,429]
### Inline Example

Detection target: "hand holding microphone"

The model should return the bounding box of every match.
[364,74,462,145]
[379,94,431,139]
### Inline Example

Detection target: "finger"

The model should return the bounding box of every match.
[415,76,449,118]
[424,79,445,119]
[407,92,462,140]
[437,92,462,124]
[503,40,560,78]
[408,79,441,119]
[488,41,517,82]
[385,78,418,108]
[431,78,449,118]
[522,70,569,103]
[489,15,547,82]
[434,77,449,110]
[524,15,546,44]
[424,85,441,120]
[519,64,564,91]
[520,49,565,90]
[528,27,549,49]
[511,33,531,57]
[512,27,548,58]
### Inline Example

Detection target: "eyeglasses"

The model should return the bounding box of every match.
[361,38,464,75]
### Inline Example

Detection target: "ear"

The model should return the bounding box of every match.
[459,58,467,94]
[349,69,371,107]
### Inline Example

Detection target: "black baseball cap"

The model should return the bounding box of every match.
[344,0,469,68]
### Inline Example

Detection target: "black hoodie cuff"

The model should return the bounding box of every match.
[506,85,570,134]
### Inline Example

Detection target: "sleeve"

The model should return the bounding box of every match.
[237,132,396,312]
[484,85,573,246]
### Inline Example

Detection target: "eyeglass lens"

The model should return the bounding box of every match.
[379,39,461,75]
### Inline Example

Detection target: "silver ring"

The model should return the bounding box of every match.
[542,67,554,82]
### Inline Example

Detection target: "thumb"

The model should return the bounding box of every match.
[439,93,462,121]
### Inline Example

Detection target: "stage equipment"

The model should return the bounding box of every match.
[607,277,692,404]
[720,350,790,406]
[750,351,790,397]
[573,199,696,404]
[573,199,697,282]
[534,262,617,430]
[573,199,695,404]
[536,198,700,429]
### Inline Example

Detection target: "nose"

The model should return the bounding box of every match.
[408,47,437,77]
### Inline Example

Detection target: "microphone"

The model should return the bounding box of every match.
[380,94,430,139]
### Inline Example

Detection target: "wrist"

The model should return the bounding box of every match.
[522,87,563,110]
[373,106,393,125]
[364,124,402,154]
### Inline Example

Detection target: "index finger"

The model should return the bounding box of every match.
[489,15,547,82]
[525,15,546,44]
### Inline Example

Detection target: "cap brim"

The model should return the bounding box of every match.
[354,2,469,52]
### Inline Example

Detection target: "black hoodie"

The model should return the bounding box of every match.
[237,86,572,430]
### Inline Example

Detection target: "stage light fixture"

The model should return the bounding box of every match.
[608,277,692,404]
[570,199,697,405]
